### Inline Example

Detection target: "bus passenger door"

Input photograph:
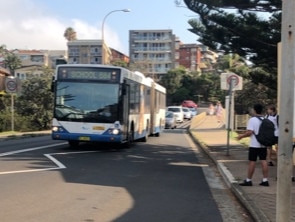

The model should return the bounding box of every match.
[122,84,130,140]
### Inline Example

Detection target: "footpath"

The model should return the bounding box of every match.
[189,113,295,222]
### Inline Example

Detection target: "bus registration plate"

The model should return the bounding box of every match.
[79,136,90,141]
[93,126,105,130]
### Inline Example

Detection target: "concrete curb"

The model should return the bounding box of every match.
[0,131,51,141]
[188,130,271,222]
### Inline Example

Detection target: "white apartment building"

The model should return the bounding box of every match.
[129,29,175,79]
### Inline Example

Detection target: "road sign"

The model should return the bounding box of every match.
[220,73,243,90]
[5,77,18,93]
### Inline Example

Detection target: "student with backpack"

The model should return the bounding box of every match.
[236,104,270,186]
[265,104,279,166]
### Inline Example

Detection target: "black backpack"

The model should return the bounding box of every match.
[255,116,277,146]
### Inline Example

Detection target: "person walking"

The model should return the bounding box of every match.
[265,104,279,166]
[215,101,223,123]
[208,103,215,115]
[236,103,269,186]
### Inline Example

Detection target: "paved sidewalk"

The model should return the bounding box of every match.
[189,114,295,222]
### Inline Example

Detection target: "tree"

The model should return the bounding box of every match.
[180,0,282,90]
[4,53,22,76]
[159,66,227,105]
[111,59,128,68]
[160,67,185,97]
[64,27,77,41]
[0,44,7,55]
[15,74,53,130]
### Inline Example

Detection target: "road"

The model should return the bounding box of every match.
[0,123,251,222]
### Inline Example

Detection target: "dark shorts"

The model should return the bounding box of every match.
[248,147,267,161]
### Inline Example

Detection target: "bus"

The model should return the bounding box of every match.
[51,64,166,147]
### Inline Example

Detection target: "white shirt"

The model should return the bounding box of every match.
[247,116,264,148]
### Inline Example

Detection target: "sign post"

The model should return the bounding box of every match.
[225,77,237,155]
[221,73,243,155]
[5,76,18,132]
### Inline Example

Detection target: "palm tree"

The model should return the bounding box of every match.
[64,27,77,41]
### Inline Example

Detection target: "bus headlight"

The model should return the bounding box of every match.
[52,126,64,132]
[112,129,120,135]
[52,126,59,132]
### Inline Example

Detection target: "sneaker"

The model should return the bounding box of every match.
[259,181,270,186]
[268,161,274,166]
[239,180,253,186]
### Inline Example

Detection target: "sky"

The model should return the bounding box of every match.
[0,0,200,55]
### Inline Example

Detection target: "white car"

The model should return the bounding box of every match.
[182,107,192,120]
[189,107,198,116]
[166,106,184,123]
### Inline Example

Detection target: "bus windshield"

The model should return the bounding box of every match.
[54,81,119,123]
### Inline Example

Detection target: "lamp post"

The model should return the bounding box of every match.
[101,9,131,64]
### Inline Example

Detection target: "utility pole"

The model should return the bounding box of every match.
[276,1,295,221]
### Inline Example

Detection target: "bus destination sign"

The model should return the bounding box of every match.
[58,67,120,82]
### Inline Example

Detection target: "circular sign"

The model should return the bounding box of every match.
[227,74,239,86]
[6,80,17,91]
[5,77,18,93]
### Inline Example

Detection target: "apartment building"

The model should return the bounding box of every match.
[110,48,129,64]
[176,43,202,72]
[11,49,67,79]
[67,40,111,65]
[41,50,67,69]
[12,49,47,67]
[129,29,175,79]
[198,45,219,72]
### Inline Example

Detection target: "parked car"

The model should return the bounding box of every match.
[165,111,177,129]
[182,107,192,120]
[189,107,198,116]
[166,106,184,123]
[182,100,198,108]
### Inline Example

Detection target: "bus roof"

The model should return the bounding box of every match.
[55,64,165,92]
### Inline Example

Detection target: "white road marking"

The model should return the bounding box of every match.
[0,143,67,157]
[0,143,100,175]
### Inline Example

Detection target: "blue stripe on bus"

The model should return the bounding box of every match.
[52,132,123,143]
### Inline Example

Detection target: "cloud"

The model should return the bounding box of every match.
[71,19,124,53]
[0,0,125,53]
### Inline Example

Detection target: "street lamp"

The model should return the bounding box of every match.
[101,9,131,64]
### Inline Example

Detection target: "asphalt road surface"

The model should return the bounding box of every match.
[0,128,251,222]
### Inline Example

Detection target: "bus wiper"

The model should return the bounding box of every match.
[58,112,85,120]
[56,104,80,110]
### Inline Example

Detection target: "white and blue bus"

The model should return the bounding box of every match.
[51,64,166,147]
